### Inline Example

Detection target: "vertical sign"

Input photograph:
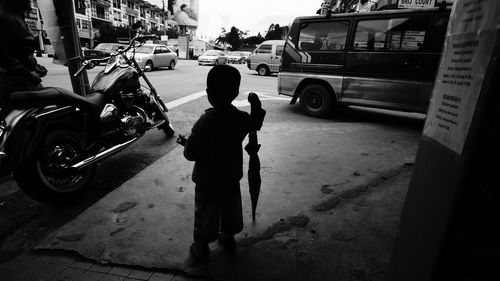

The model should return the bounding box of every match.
[423,0,500,154]
[178,35,188,59]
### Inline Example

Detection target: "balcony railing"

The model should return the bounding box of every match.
[125,7,139,16]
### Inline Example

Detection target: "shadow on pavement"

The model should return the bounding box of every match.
[285,104,426,132]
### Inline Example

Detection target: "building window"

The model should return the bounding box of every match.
[113,0,121,9]
[75,0,87,15]
[96,5,105,19]
[127,1,134,9]
[128,15,135,26]
[114,11,121,21]
[81,19,90,30]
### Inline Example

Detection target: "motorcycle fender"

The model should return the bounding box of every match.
[4,106,85,170]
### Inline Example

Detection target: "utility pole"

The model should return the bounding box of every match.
[162,0,167,35]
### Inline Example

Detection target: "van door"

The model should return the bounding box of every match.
[270,44,284,73]
[252,44,273,70]
[343,15,431,111]
[416,11,450,113]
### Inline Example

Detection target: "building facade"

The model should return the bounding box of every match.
[29,0,189,52]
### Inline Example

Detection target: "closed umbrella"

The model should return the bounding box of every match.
[246,93,266,222]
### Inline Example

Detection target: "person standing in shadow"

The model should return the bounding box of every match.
[0,0,45,112]
[177,65,265,262]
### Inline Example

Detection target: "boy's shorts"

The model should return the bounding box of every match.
[193,182,244,243]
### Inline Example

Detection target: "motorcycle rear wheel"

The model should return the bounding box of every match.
[13,129,96,204]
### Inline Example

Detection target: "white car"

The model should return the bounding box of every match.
[129,44,178,71]
[227,51,245,64]
[198,50,227,66]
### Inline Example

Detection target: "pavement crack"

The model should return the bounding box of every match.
[56,233,85,242]
[110,227,126,236]
[313,165,411,212]
[110,202,137,213]
[238,214,310,247]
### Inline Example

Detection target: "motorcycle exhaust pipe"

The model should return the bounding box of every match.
[71,137,139,170]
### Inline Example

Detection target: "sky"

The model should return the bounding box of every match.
[149,0,323,39]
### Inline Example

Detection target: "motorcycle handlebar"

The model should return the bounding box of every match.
[73,59,106,77]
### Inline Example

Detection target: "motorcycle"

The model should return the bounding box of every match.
[0,34,174,204]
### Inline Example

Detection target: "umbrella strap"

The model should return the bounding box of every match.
[245,131,260,155]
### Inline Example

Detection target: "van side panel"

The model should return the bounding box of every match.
[278,72,343,99]
[279,9,450,114]
[343,51,422,109]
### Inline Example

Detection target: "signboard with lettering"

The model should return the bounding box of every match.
[168,0,198,27]
[423,0,500,154]
[398,0,436,9]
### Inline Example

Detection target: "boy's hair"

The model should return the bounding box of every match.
[206,65,241,106]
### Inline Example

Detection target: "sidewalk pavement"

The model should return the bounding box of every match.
[0,119,418,281]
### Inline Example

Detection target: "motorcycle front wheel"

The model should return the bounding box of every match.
[13,129,96,204]
[158,122,174,138]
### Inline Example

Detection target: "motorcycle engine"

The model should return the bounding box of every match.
[120,111,146,137]
[100,104,119,124]
[135,89,156,119]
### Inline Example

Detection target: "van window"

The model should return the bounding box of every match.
[256,45,272,54]
[276,45,284,56]
[298,21,349,51]
[354,17,428,51]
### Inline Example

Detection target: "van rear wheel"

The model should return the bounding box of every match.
[299,84,333,117]
[257,65,270,76]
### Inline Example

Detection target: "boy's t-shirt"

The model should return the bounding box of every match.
[184,105,251,186]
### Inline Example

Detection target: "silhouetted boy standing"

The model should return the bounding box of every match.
[179,65,264,262]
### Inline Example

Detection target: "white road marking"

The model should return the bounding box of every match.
[232,91,290,108]
[164,91,206,109]
[164,90,289,109]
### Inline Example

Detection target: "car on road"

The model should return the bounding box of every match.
[130,44,178,71]
[83,43,127,61]
[198,50,227,66]
[227,51,245,64]
[247,40,285,76]
[240,51,252,62]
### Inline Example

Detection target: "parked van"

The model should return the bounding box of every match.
[247,40,285,76]
[278,7,450,117]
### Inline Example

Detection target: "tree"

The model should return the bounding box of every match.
[264,23,288,40]
[242,33,265,46]
[151,26,179,39]
[226,26,242,50]
[95,25,130,44]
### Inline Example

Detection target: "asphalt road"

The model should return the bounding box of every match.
[0,58,426,263]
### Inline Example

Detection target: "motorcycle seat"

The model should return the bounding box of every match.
[9,87,105,114]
